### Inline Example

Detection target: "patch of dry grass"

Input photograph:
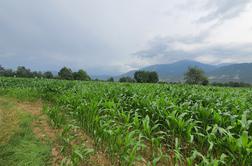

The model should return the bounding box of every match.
[0,100,20,144]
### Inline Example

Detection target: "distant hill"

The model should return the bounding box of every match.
[208,63,252,83]
[141,60,217,81]
[118,60,252,83]
[118,60,217,82]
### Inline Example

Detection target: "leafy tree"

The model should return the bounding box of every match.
[73,69,90,81]
[202,79,209,86]
[4,69,15,77]
[58,67,73,80]
[43,71,54,79]
[32,71,43,78]
[0,65,5,76]
[134,71,159,83]
[134,71,148,83]
[184,67,208,85]
[148,71,159,83]
[107,77,114,82]
[16,66,32,78]
[119,77,135,83]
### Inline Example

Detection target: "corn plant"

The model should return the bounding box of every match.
[1,77,252,165]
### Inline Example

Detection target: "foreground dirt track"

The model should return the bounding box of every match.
[0,97,112,166]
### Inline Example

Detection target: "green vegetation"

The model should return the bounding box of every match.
[0,65,91,81]
[58,67,74,80]
[119,70,159,83]
[211,81,251,88]
[184,67,209,85]
[43,71,54,79]
[0,77,252,165]
[0,99,51,166]
[73,69,91,81]
[58,67,91,81]
[107,77,114,82]
[134,71,159,83]
[119,76,136,83]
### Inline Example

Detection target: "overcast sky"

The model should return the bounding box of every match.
[1,0,252,75]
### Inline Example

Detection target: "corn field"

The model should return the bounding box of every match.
[0,77,252,165]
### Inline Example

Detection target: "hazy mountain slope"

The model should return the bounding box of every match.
[118,60,252,83]
[207,63,252,83]
[118,60,217,81]
[142,60,216,80]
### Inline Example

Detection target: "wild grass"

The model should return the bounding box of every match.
[0,99,51,166]
[0,100,19,144]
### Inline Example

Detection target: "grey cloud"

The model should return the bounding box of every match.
[134,32,209,59]
[1,0,252,74]
[0,0,125,73]
[198,0,252,23]
[196,44,252,57]
[0,1,110,54]
[135,36,252,64]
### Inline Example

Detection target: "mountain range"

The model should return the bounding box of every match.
[117,60,252,83]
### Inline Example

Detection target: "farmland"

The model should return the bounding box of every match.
[0,77,252,166]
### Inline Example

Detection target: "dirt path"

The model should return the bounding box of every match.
[15,100,64,165]
[0,97,112,166]
[0,98,63,165]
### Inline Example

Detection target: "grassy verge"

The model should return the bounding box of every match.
[0,98,51,166]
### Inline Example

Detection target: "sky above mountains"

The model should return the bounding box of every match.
[1,0,252,75]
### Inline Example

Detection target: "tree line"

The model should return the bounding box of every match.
[118,67,206,84]
[211,81,251,87]
[117,67,251,87]
[0,65,90,81]
[1,65,250,87]
[118,71,159,83]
